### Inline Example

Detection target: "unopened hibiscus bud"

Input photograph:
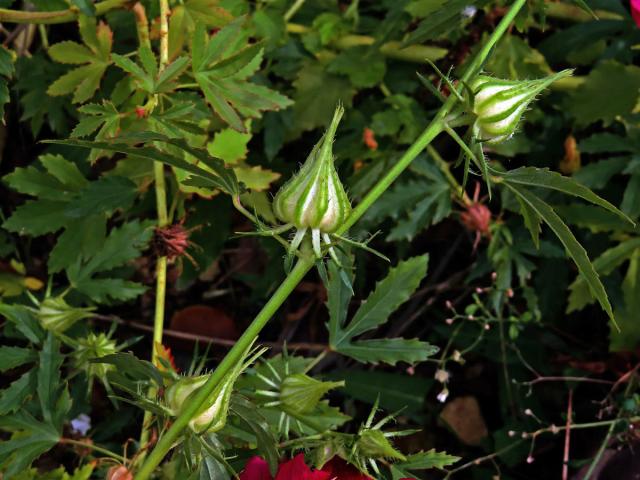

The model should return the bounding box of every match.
[471,69,573,144]
[273,104,351,234]
[166,345,262,433]
[357,429,406,461]
[32,295,95,333]
[280,373,344,414]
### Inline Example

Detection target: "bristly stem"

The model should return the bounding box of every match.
[134,1,528,478]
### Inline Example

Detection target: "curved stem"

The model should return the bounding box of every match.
[134,1,528,478]
[0,0,128,23]
[61,438,127,463]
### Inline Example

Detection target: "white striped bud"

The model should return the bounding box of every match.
[472,69,573,144]
[273,105,351,233]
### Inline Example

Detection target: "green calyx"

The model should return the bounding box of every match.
[273,104,351,233]
[280,373,344,414]
[471,69,573,144]
[356,428,406,461]
[165,345,264,434]
[31,295,95,333]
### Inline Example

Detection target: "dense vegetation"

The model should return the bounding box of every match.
[1,0,640,478]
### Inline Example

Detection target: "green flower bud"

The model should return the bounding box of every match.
[280,373,344,414]
[73,332,118,381]
[273,105,351,233]
[165,374,232,433]
[31,296,95,333]
[357,429,406,461]
[471,69,572,144]
[165,345,262,434]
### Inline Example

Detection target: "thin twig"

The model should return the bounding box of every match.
[92,314,329,352]
[562,389,573,480]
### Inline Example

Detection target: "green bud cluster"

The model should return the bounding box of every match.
[273,105,351,234]
[471,69,573,144]
[73,332,118,382]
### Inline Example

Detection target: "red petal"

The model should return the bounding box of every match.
[276,454,330,480]
[320,457,372,480]
[632,0,640,27]
[240,456,273,480]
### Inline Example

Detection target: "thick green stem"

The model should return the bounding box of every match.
[134,1,527,478]
[0,0,128,23]
[135,258,314,480]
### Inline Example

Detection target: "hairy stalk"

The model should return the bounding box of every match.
[134,1,527,478]
[132,3,150,50]
[138,0,170,459]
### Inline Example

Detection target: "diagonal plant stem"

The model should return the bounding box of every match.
[134,1,527,478]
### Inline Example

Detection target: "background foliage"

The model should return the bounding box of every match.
[1,0,640,479]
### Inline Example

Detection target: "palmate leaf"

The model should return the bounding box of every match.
[327,255,437,365]
[505,183,615,323]
[66,220,154,303]
[192,21,292,132]
[0,410,60,477]
[47,18,112,103]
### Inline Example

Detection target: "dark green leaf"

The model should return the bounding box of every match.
[506,184,614,322]
[337,338,438,366]
[0,303,44,344]
[64,176,138,218]
[38,333,63,425]
[0,346,37,372]
[0,369,37,415]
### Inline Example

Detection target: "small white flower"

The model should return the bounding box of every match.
[437,387,449,403]
[462,6,477,18]
[70,413,91,436]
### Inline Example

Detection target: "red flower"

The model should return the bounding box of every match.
[632,0,640,27]
[320,457,372,480]
[239,457,272,480]
[240,454,329,480]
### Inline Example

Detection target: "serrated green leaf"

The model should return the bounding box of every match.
[72,219,153,277]
[45,135,239,195]
[112,53,154,92]
[515,194,541,248]
[38,333,63,425]
[48,41,94,64]
[334,255,429,344]
[0,411,60,476]
[501,167,632,224]
[3,165,70,201]
[64,175,138,218]
[337,338,438,365]
[506,184,614,322]
[397,449,460,470]
[192,21,292,131]
[0,303,44,344]
[0,370,36,415]
[0,346,37,372]
[48,215,106,273]
[73,278,148,303]
[40,154,88,190]
[2,200,69,236]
